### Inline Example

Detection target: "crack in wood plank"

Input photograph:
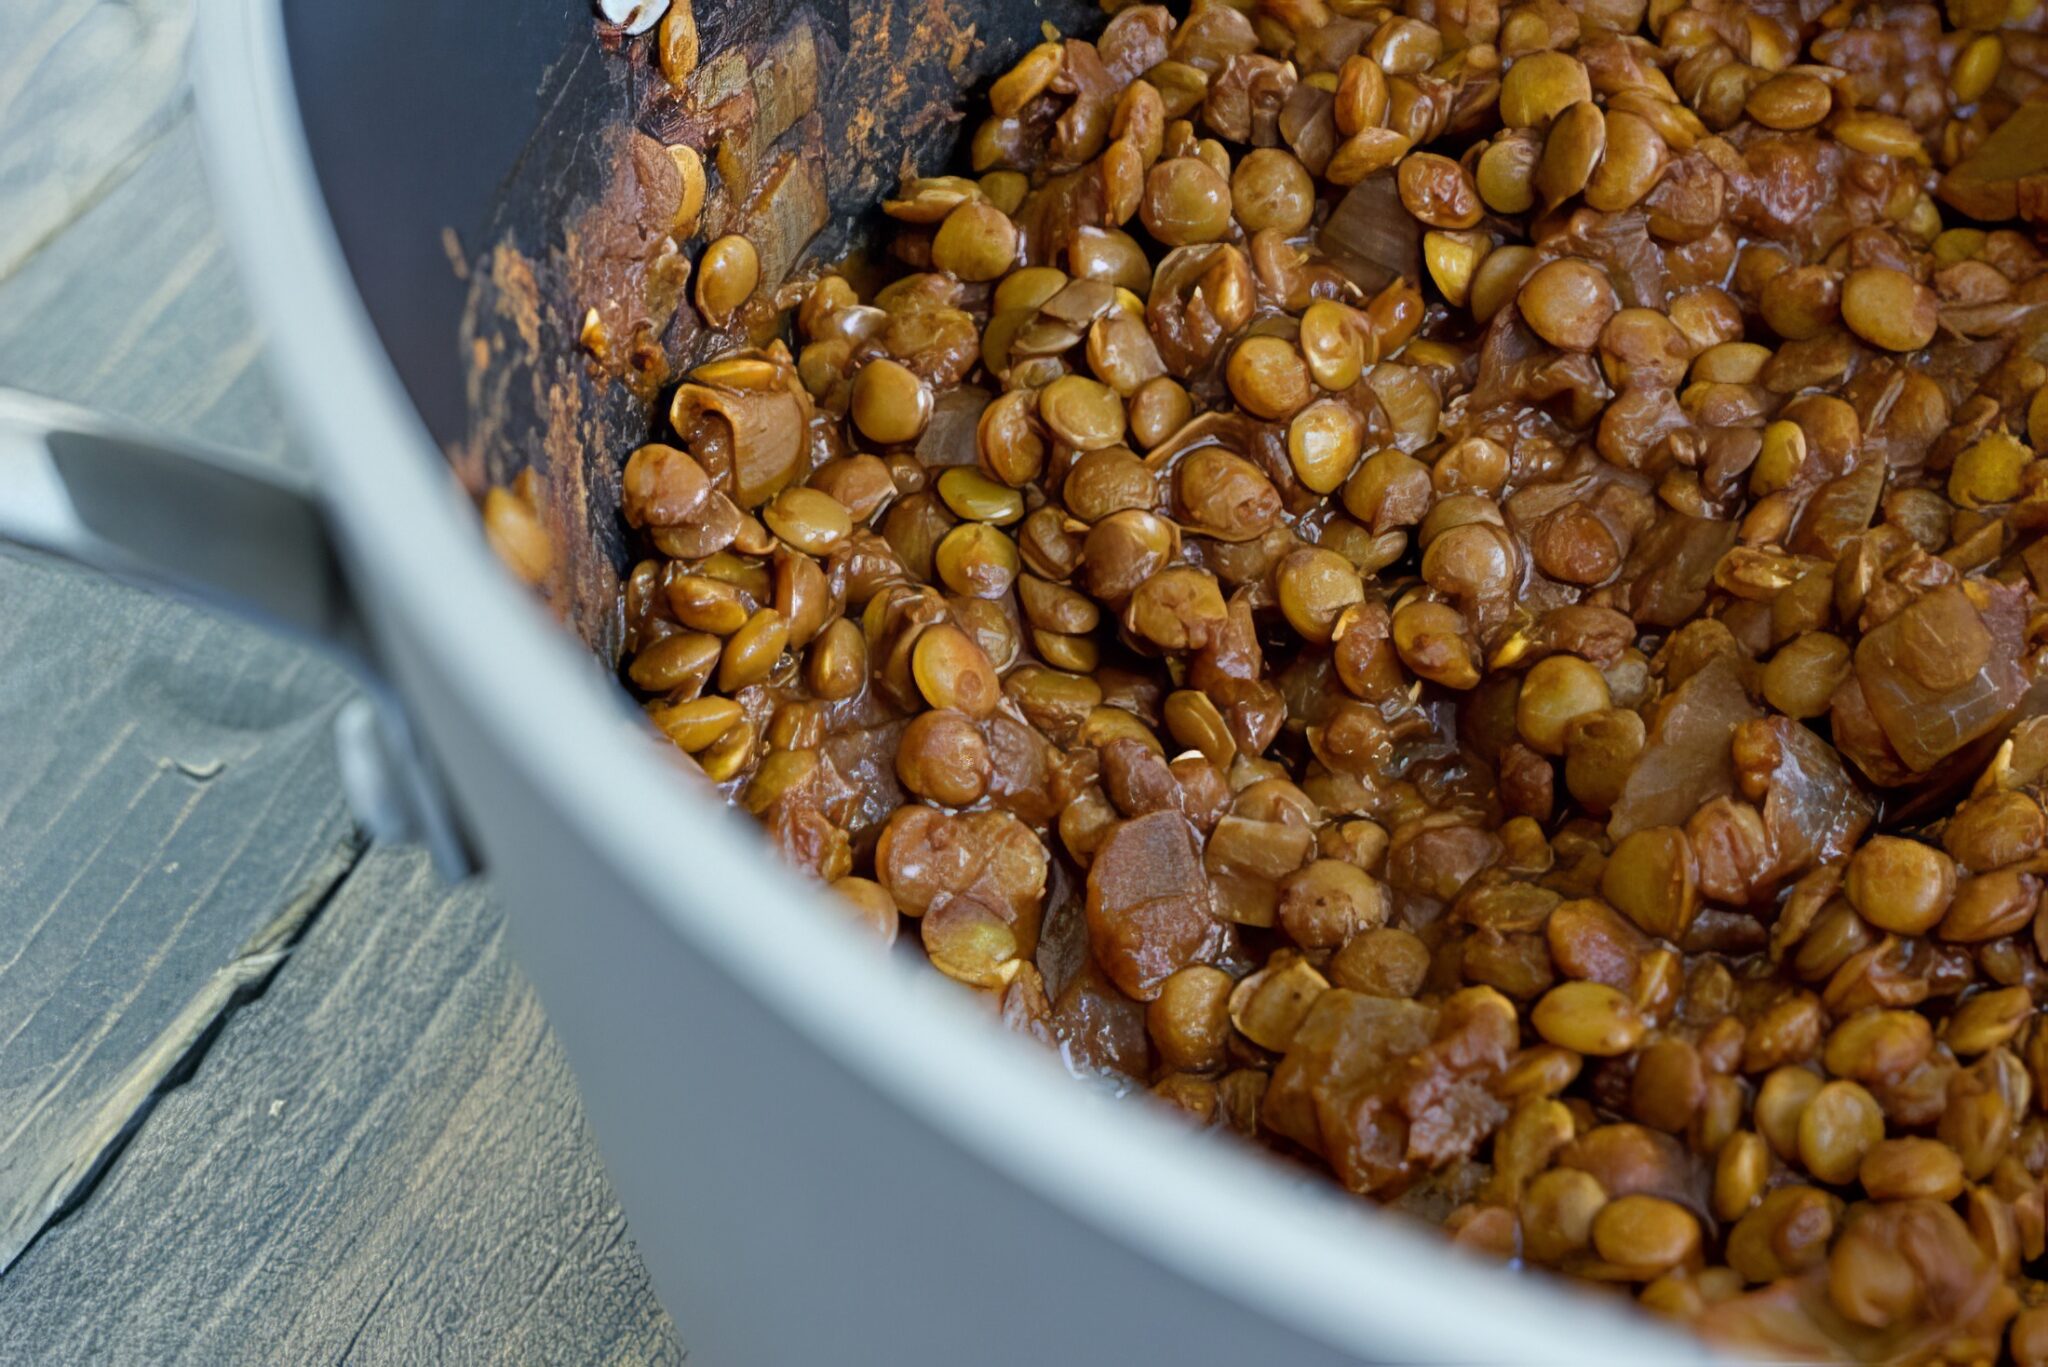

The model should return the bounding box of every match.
[0,849,683,1364]
[0,548,366,1288]
[0,0,193,282]
[0,118,177,282]
[0,832,364,1273]
[0,3,680,1354]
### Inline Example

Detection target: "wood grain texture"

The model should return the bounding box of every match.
[0,110,289,463]
[0,0,192,281]
[0,0,680,1353]
[0,548,362,1270]
[0,0,286,465]
[0,0,338,1273]
[0,847,684,1366]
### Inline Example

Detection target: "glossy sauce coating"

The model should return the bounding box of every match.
[598,0,2048,1358]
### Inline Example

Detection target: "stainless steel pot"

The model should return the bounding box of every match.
[12,0,1709,1360]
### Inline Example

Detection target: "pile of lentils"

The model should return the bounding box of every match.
[594,0,2048,1356]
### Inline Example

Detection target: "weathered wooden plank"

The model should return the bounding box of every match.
[0,846,684,1365]
[0,0,284,465]
[0,4,681,1355]
[0,547,362,1270]
[0,0,192,283]
[0,108,289,463]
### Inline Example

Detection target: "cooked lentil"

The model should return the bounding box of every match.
[588,0,2048,1355]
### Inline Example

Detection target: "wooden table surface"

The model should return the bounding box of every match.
[0,4,683,1360]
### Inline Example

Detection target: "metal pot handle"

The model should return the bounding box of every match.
[0,385,473,878]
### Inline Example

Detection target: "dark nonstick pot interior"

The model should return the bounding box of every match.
[282,0,1097,657]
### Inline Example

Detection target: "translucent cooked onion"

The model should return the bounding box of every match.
[1316,174,1420,295]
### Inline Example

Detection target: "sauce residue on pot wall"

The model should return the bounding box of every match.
[452,0,1096,661]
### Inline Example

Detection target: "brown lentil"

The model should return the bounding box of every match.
[590,5,2048,1351]
[695,234,759,327]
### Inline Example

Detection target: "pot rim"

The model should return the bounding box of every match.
[191,4,1707,1361]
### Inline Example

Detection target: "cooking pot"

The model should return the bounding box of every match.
[8,0,1707,1359]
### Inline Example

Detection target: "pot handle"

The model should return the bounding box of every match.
[0,386,474,878]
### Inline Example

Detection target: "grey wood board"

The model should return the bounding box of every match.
[1,1,682,1355]
[0,0,288,466]
[0,0,192,282]
[0,546,363,1270]
[0,845,685,1366]
[0,106,290,465]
